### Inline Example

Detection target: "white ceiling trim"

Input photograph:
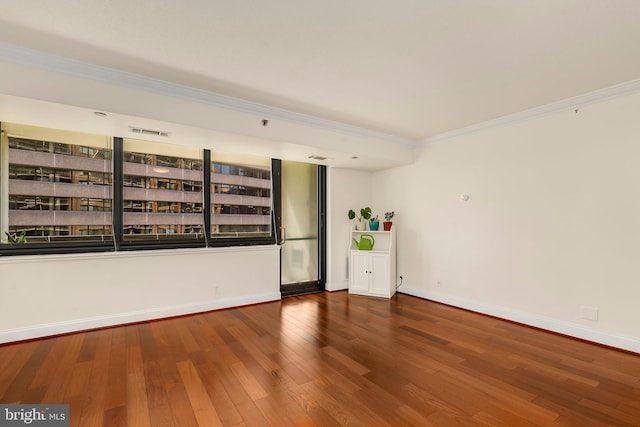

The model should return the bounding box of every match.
[422,78,640,145]
[3,42,639,150]
[0,42,415,147]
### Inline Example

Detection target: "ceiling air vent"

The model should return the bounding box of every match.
[129,126,170,137]
[308,155,329,161]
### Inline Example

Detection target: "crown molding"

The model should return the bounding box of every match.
[0,42,415,147]
[422,78,640,145]
[4,42,638,149]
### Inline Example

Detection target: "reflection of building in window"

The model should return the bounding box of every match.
[9,195,112,212]
[122,141,204,239]
[211,160,272,237]
[4,124,113,242]
[2,125,273,244]
[125,151,203,170]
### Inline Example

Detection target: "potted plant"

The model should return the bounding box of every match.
[3,230,28,244]
[369,214,380,231]
[348,207,372,230]
[383,211,395,231]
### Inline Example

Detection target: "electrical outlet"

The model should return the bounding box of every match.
[436,280,442,288]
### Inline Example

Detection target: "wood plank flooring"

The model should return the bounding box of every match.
[1,291,640,426]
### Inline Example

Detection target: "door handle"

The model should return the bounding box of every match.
[280,226,286,245]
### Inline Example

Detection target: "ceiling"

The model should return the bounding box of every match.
[1,0,640,143]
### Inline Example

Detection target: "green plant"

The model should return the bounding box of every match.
[384,211,395,221]
[4,230,28,244]
[348,207,372,222]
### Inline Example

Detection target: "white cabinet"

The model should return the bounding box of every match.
[349,230,396,298]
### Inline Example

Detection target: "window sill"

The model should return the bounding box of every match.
[0,244,279,264]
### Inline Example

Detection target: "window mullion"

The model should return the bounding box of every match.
[272,159,282,244]
[113,137,124,250]
[0,123,8,238]
[203,149,211,245]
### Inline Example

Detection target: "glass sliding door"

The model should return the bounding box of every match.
[278,160,325,296]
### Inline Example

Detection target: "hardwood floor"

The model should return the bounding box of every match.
[1,291,639,426]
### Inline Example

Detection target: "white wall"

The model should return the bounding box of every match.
[0,165,372,342]
[3,46,639,352]
[0,246,280,343]
[0,165,372,343]
[372,93,640,352]
[0,50,408,344]
[326,167,372,291]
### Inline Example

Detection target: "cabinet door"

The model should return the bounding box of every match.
[369,253,390,296]
[350,252,370,293]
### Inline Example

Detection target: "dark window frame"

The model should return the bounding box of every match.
[115,138,206,251]
[1,125,115,256]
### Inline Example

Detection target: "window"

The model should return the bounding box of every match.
[211,152,273,240]
[1,123,113,248]
[121,138,204,242]
[0,122,276,255]
[8,137,71,155]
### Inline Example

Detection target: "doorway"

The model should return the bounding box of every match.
[275,160,326,296]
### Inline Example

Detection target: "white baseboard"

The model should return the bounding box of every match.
[325,280,348,292]
[399,287,640,354]
[0,292,281,344]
